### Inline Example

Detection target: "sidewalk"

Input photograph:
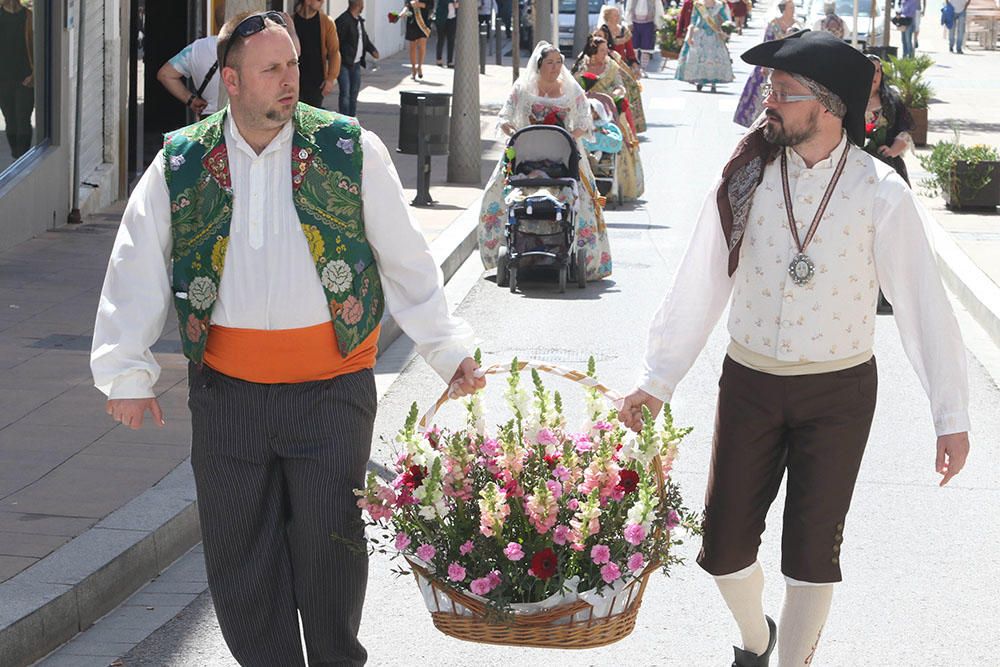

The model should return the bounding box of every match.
[0,49,518,666]
[900,19,1000,346]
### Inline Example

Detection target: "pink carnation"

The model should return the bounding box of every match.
[594,421,614,431]
[459,540,474,556]
[416,543,436,562]
[470,577,491,595]
[504,542,525,561]
[546,479,563,499]
[627,552,645,573]
[552,524,572,545]
[394,532,411,551]
[601,561,622,584]
[567,498,580,511]
[665,509,681,530]
[480,438,501,457]
[553,465,571,482]
[624,523,646,546]
[447,562,467,582]
[536,428,559,446]
[590,544,611,565]
[487,570,502,587]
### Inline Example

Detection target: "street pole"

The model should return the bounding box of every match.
[535,0,553,48]
[447,0,482,184]
[512,0,521,80]
[573,0,590,57]
[882,0,892,50]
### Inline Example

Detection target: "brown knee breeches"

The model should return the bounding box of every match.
[697,355,877,583]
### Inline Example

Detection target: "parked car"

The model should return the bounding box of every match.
[806,0,884,46]
[557,0,605,53]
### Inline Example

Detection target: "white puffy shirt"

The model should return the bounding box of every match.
[639,134,970,437]
[91,114,475,399]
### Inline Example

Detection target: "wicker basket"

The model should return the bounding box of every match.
[408,360,664,649]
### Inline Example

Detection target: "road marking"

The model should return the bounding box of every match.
[647,96,686,111]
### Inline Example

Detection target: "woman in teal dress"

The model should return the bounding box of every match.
[675,0,734,92]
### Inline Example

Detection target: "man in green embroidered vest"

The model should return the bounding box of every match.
[91,11,484,665]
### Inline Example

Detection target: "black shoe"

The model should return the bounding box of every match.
[732,616,777,667]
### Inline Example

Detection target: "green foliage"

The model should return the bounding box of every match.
[918,132,1000,204]
[657,7,683,53]
[883,55,934,108]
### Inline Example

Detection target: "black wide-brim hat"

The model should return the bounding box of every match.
[741,30,875,146]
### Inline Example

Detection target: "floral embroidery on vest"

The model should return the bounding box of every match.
[164,104,384,364]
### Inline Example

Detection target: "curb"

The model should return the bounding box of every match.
[930,221,1000,351]
[0,206,481,667]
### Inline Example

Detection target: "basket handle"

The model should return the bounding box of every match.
[421,359,623,432]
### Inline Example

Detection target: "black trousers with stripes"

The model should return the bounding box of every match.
[188,363,376,666]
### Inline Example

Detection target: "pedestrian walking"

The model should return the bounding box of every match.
[91,11,484,666]
[597,4,642,79]
[625,0,664,74]
[913,0,926,48]
[496,0,513,37]
[478,0,495,39]
[435,0,458,67]
[813,0,845,39]
[726,0,749,34]
[0,0,33,162]
[479,42,612,281]
[733,1,800,127]
[293,0,342,107]
[896,0,919,57]
[675,0,735,93]
[946,0,969,53]
[403,0,433,79]
[620,31,970,667]
[335,0,379,117]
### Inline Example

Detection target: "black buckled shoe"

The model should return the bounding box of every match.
[731,615,777,667]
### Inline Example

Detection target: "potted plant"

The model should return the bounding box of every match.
[918,135,1000,210]
[658,7,683,60]
[882,54,934,146]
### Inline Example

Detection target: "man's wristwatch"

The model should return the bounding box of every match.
[186,93,196,108]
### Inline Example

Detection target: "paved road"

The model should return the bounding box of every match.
[41,26,1000,667]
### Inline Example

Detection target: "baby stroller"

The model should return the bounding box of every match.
[495,125,587,294]
[585,92,622,208]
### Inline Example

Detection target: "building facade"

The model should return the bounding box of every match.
[0,0,407,253]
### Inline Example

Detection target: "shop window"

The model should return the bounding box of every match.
[0,0,49,182]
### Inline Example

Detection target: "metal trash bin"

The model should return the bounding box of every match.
[398,91,451,206]
[398,91,451,156]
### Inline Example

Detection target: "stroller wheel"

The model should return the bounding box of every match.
[509,267,518,294]
[558,265,567,293]
[496,246,510,287]
[576,251,587,288]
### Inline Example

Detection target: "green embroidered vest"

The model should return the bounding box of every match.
[163,104,384,365]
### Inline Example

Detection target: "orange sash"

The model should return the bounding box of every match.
[204,322,380,384]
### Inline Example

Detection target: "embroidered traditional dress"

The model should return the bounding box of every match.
[575,60,645,201]
[675,1,735,86]
[733,19,794,127]
[478,85,613,280]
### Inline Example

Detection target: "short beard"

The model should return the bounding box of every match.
[762,108,819,147]
[265,106,294,123]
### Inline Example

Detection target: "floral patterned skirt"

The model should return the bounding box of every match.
[478,150,613,281]
[675,32,735,85]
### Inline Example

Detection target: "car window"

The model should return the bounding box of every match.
[559,0,604,14]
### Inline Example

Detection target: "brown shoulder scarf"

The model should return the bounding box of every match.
[716,121,780,276]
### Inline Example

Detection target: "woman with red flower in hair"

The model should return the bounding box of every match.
[863,54,914,186]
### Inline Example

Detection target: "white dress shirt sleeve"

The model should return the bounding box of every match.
[91,150,174,399]
[873,173,971,436]
[360,129,476,383]
[638,181,736,402]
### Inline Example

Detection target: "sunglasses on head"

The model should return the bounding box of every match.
[221,11,287,68]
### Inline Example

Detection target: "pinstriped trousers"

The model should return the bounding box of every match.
[188,363,376,666]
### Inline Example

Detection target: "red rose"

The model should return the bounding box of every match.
[388,11,400,23]
[617,469,640,495]
[530,548,558,579]
[865,122,877,135]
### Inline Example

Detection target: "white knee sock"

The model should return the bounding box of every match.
[779,578,834,666]
[714,561,770,655]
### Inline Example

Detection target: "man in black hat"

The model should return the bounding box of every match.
[620,31,970,666]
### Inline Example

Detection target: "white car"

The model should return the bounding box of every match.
[557,0,606,53]
[807,0,884,46]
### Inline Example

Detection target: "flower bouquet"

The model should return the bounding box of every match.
[355,355,698,648]
[387,10,404,23]
[657,7,683,60]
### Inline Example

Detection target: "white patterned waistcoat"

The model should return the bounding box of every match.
[728,142,887,362]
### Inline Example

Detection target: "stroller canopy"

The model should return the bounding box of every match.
[507,125,580,178]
